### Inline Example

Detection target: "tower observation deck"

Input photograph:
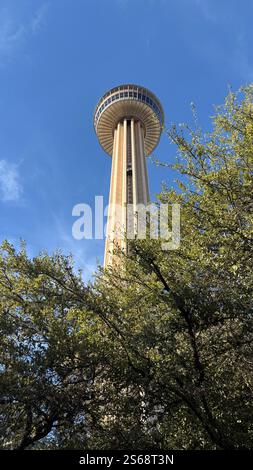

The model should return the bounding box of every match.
[94,84,164,267]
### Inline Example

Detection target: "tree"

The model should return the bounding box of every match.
[92,85,253,449]
[0,85,252,449]
[0,242,112,449]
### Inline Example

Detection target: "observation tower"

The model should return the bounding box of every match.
[94,84,164,267]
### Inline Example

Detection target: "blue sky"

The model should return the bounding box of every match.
[0,0,252,278]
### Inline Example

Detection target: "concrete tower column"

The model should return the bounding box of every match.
[104,118,150,266]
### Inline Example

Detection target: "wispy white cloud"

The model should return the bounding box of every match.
[0,12,25,61]
[0,2,50,64]
[31,2,50,34]
[0,160,23,202]
[191,0,218,23]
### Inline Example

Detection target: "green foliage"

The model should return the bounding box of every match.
[0,245,108,449]
[0,86,252,449]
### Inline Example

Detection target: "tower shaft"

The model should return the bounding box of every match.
[94,84,164,268]
[105,118,149,267]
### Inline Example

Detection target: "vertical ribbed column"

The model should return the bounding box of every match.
[129,119,137,240]
[131,119,137,210]
[136,121,149,205]
[104,119,150,268]
[121,119,127,255]
[104,119,127,267]
[104,121,123,267]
